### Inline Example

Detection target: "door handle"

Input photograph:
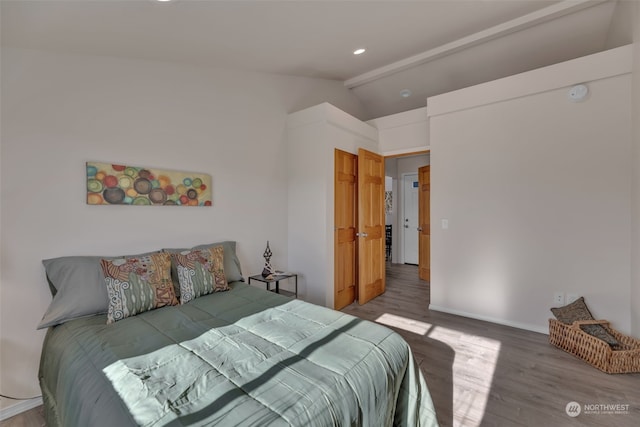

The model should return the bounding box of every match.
[417,227,423,231]
[356,232,369,237]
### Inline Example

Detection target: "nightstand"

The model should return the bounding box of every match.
[248,273,298,298]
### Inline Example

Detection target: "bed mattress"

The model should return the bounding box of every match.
[39,281,438,426]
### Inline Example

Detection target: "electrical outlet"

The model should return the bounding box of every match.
[566,294,579,304]
[553,292,565,305]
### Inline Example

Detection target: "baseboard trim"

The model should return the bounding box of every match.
[429,304,549,335]
[0,397,43,421]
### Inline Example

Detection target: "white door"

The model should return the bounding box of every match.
[403,174,419,264]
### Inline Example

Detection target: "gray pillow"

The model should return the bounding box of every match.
[163,241,244,299]
[38,251,160,329]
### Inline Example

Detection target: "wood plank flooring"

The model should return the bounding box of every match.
[0,405,44,427]
[3,263,638,426]
[342,263,640,427]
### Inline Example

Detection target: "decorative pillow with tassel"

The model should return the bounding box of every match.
[100,252,177,324]
[171,246,228,304]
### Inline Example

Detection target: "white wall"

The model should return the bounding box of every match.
[428,46,633,334]
[287,103,378,308]
[0,48,366,412]
[368,107,428,156]
[631,2,640,337]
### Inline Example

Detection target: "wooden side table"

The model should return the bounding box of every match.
[248,273,298,298]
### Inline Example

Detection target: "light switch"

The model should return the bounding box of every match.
[441,219,449,230]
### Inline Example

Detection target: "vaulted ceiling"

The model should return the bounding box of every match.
[1,0,632,119]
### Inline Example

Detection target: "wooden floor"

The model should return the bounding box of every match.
[3,264,638,426]
[342,263,640,427]
[0,405,44,427]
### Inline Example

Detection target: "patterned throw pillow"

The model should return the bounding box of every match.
[171,246,228,304]
[550,297,619,348]
[100,253,177,324]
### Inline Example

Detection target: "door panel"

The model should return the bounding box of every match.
[357,148,385,305]
[418,165,430,281]
[334,149,357,310]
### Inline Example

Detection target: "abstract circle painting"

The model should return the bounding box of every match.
[86,161,212,207]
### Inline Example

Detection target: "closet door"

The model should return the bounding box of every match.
[418,165,431,281]
[357,148,385,305]
[334,149,357,310]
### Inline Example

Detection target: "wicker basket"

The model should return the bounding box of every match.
[549,319,640,374]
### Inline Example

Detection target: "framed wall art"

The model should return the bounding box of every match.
[86,162,212,207]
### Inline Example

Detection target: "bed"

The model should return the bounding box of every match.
[38,243,438,427]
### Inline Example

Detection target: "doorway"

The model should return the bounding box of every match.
[335,149,428,310]
[383,152,430,305]
[402,173,419,265]
[385,153,430,267]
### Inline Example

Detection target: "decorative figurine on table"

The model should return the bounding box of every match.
[261,241,276,280]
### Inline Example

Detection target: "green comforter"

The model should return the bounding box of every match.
[39,282,438,426]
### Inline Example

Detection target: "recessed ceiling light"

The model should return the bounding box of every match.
[156,0,172,2]
[353,48,366,55]
[400,89,412,98]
